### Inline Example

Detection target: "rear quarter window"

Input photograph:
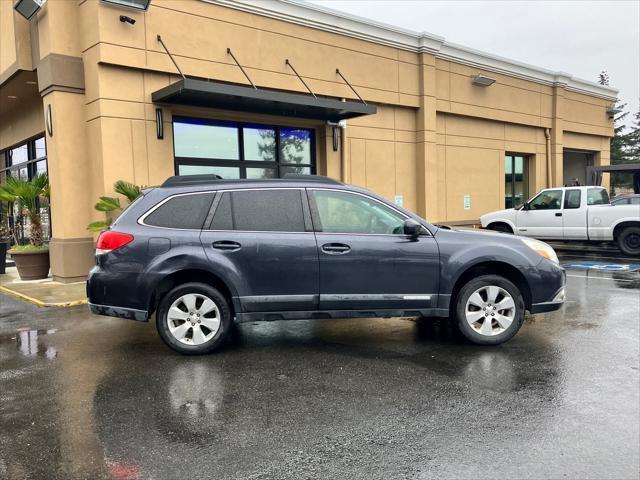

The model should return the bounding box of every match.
[587,188,610,205]
[143,192,215,229]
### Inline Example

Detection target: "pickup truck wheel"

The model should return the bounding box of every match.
[454,275,525,345]
[617,226,640,256]
[156,282,232,355]
[487,223,513,234]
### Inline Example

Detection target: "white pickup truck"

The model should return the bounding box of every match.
[480,186,640,255]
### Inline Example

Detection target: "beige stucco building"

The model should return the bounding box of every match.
[1,0,617,282]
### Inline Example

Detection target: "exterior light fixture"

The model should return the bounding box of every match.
[327,120,346,152]
[606,105,620,119]
[46,104,53,137]
[119,15,136,24]
[155,108,163,139]
[100,0,151,11]
[471,74,496,87]
[14,0,47,20]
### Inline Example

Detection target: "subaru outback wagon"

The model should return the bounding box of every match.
[88,175,566,355]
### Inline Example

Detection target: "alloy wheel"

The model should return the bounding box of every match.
[464,285,516,336]
[166,293,221,345]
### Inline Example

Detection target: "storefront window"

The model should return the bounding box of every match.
[280,128,312,165]
[173,117,315,179]
[9,144,28,165]
[505,154,528,208]
[173,121,239,160]
[177,164,241,178]
[243,127,276,161]
[0,135,50,245]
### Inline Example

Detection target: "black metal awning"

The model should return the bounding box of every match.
[151,78,376,122]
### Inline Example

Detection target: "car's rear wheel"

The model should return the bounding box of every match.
[156,282,232,355]
[454,275,525,345]
[617,226,640,256]
[487,223,513,234]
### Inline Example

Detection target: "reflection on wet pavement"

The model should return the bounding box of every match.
[0,253,638,479]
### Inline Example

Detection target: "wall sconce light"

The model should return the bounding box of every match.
[14,0,47,20]
[471,74,496,87]
[606,105,620,119]
[45,104,53,137]
[155,108,163,139]
[327,120,346,152]
[119,15,136,24]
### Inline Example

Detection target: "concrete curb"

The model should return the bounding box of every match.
[0,286,88,308]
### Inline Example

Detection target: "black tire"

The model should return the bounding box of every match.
[156,282,232,355]
[454,274,525,345]
[487,223,513,234]
[617,226,640,256]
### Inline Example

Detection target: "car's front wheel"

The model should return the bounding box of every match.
[454,275,525,345]
[156,282,232,355]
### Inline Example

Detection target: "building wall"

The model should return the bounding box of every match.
[0,0,616,280]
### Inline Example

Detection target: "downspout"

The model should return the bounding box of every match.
[544,128,552,187]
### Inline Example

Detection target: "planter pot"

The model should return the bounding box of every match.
[0,242,7,275]
[10,248,50,280]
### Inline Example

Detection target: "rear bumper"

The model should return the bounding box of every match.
[529,286,566,314]
[89,302,149,322]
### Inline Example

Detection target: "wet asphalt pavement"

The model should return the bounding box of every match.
[1,253,639,480]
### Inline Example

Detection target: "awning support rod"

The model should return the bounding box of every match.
[227,48,257,90]
[336,69,367,105]
[285,59,316,99]
[156,35,185,80]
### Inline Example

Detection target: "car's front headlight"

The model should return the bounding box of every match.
[520,237,559,264]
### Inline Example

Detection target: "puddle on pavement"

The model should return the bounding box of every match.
[0,328,58,359]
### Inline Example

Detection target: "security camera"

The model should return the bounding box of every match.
[119,15,136,25]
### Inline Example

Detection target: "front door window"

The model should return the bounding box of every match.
[312,190,406,235]
[529,190,563,210]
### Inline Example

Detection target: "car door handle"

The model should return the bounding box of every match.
[555,213,563,217]
[321,243,351,254]
[212,240,241,252]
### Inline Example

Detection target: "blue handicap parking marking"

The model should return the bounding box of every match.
[562,261,640,272]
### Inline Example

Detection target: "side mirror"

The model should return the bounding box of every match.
[403,219,424,236]
[522,202,531,211]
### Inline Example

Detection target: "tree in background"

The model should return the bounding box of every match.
[598,71,633,193]
[625,109,640,164]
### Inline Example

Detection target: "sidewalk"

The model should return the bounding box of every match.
[0,267,87,307]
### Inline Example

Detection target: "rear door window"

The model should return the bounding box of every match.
[143,192,215,229]
[209,189,306,232]
[563,190,581,209]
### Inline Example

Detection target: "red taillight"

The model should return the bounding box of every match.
[96,231,134,255]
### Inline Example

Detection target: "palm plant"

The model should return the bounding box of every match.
[0,174,49,247]
[87,180,143,232]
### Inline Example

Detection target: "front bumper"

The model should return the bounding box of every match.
[89,302,149,322]
[529,285,566,314]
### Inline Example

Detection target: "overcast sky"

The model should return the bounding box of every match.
[313,0,639,130]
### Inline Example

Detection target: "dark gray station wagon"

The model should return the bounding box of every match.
[88,175,566,355]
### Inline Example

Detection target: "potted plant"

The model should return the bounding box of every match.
[0,174,50,280]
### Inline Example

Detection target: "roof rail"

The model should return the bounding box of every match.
[282,174,342,185]
[161,174,223,187]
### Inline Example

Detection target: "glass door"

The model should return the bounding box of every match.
[505,154,528,209]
